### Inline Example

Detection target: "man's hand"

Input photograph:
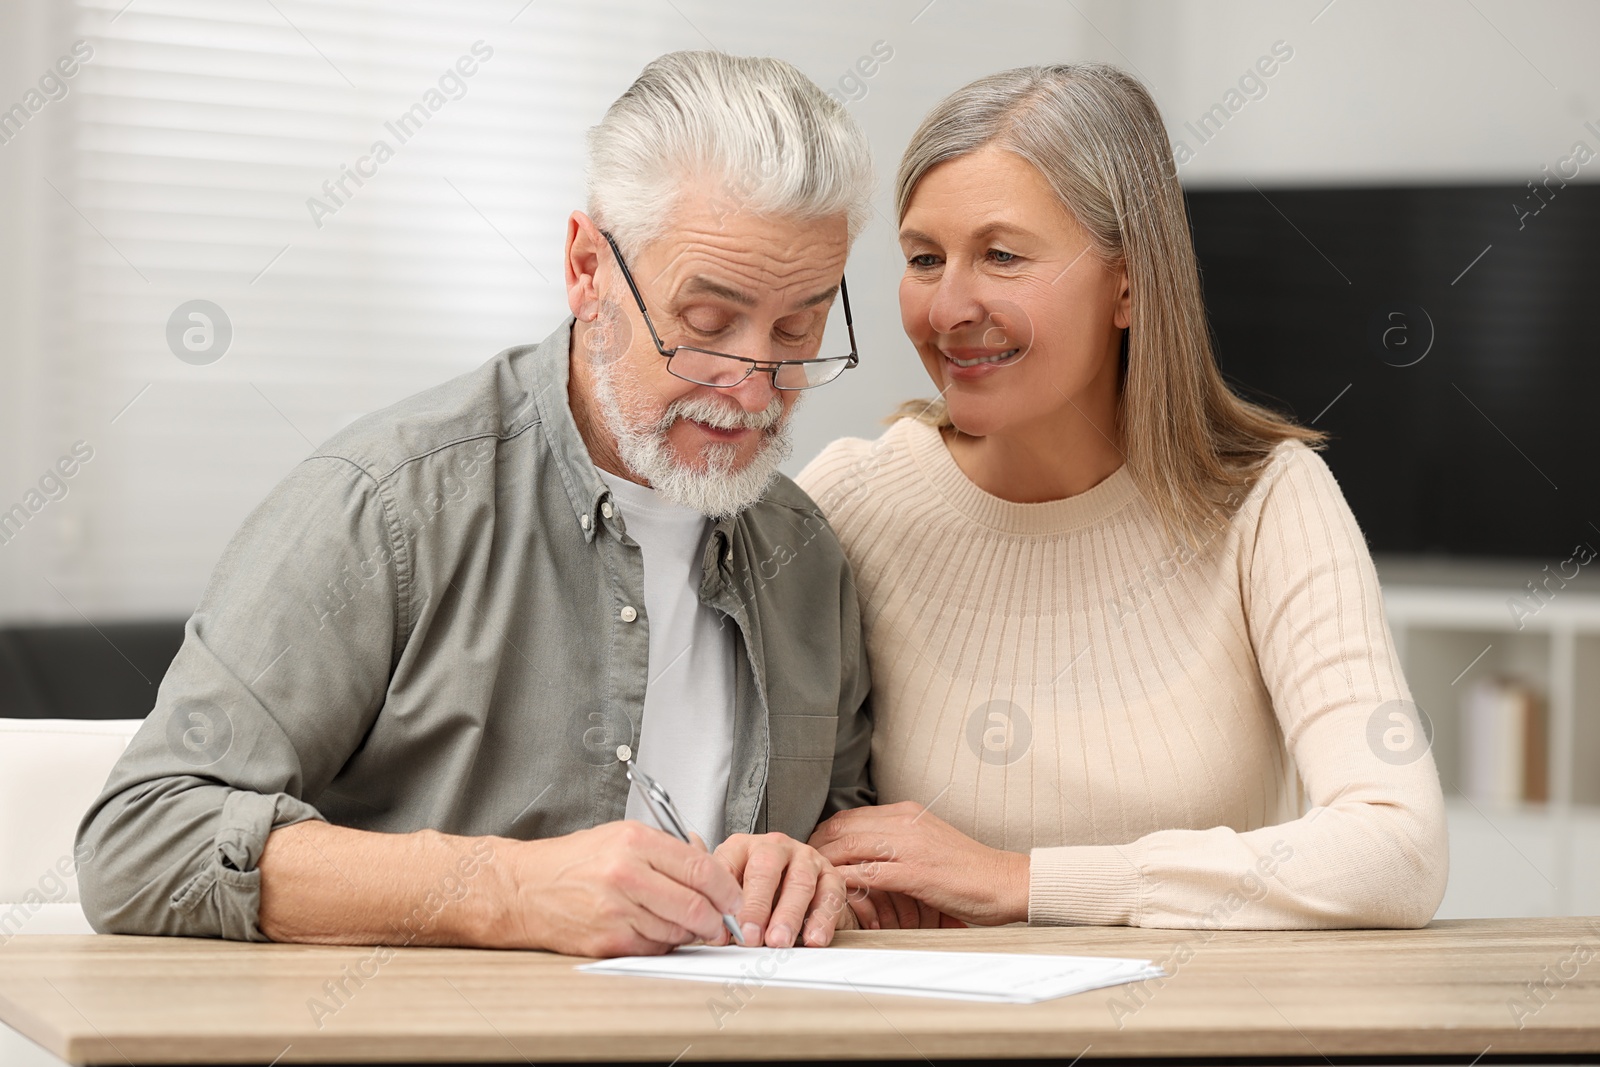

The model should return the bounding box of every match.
[809,801,1029,927]
[713,832,855,948]
[497,821,745,958]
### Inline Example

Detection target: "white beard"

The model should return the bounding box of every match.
[587,317,794,519]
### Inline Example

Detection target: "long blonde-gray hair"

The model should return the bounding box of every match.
[892,63,1322,546]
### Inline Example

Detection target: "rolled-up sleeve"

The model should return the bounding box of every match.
[76,455,400,940]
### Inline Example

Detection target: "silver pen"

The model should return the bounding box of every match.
[624,758,747,947]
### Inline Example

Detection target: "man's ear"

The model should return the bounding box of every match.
[1111,263,1132,331]
[565,211,605,322]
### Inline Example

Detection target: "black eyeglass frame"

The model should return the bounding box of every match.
[599,229,859,391]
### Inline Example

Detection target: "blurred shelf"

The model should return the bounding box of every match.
[1437,796,1600,918]
[1384,585,1600,631]
[1380,559,1600,916]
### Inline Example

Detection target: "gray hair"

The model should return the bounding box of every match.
[587,51,874,258]
[893,63,1322,547]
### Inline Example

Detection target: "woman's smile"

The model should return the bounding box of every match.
[940,344,1025,377]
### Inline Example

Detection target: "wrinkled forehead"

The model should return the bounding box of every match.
[637,186,850,310]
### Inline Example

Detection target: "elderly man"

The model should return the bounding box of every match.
[77,51,876,958]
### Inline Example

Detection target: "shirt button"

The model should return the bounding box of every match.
[580,514,591,530]
[619,605,638,623]
[601,501,614,519]
[616,744,632,762]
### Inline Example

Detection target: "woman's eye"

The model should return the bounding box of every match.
[907,253,939,269]
[988,249,1018,264]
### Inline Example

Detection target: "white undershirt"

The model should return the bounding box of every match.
[599,470,736,847]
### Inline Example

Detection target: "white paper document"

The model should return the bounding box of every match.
[579,946,1165,1003]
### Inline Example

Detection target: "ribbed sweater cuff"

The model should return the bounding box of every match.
[1028,845,1144,926]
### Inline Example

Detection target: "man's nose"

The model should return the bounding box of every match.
[723,366,779,413]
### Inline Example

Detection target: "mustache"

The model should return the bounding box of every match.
[658,392,786,434]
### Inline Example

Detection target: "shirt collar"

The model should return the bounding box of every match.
[528,317,609,543]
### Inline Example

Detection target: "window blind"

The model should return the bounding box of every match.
[31,0,675,617]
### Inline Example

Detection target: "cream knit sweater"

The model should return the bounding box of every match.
[797,417,1448,928]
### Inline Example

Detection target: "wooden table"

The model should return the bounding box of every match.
[1,918,1597,1065]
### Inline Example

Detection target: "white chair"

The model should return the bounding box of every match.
[0,718,142,1066]
[0,717,142,937]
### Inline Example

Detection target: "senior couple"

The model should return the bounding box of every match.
[79,51,1447,956]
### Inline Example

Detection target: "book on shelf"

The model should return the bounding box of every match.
[1460,675,1547,805]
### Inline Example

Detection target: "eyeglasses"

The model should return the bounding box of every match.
[600,229,859,390]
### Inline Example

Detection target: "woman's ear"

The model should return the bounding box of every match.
[1112,263,1132,331]
[565,211,604,322]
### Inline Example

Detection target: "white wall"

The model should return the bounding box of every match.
[1,0,1596,621]
[0,0,63,621]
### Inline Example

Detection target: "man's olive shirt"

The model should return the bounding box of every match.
[75,319,874,940]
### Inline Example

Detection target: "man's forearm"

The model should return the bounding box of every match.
[257,820,512,947]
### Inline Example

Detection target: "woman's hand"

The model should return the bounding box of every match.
[851,889,968,931]
[809,802,1030,927]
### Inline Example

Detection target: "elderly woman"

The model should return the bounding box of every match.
[798,63,1447,930]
